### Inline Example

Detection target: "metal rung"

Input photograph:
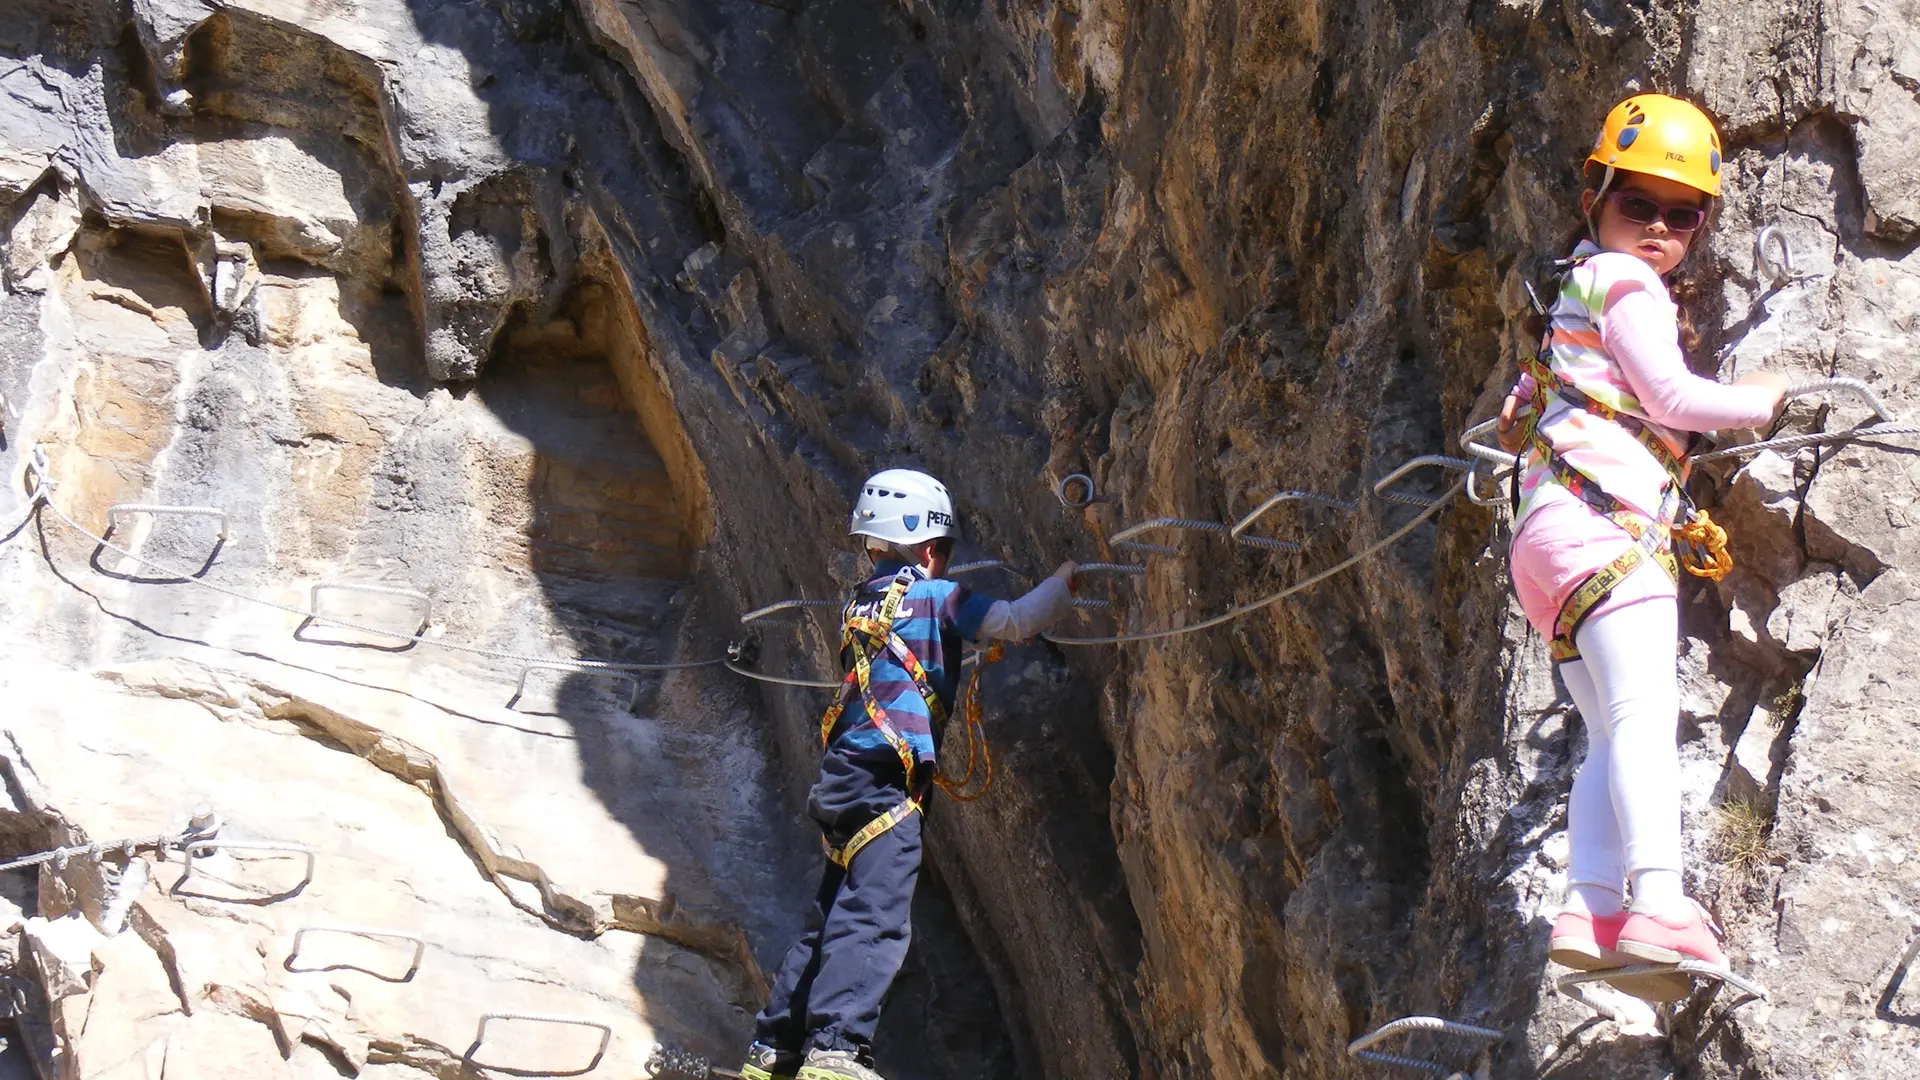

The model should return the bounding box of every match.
[105,503,230,542]
[1076,562,1146,576]
[465,1011,614,1077]
[1555,959,1769,1002]
[180,840,315,894]
[1109,517,1305,554]
[722,658,840,690]
[1113,517,1226,548]
[949,560,1015,576]
[1456,419,1519,469]
[740,598,842,624]
[287,925,425,980]
[1229,491,1356,550]
[1072,598,1110,610]
[1786,377,1899,423]
[1373,456,1477,507]
[511,662,641,712]
[1348,1015,1502,1078]
[1453,423,1514,507]
[307,583,432,636]
[1352,1049,1456,1076]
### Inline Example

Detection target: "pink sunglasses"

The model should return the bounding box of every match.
[1605,190,1707,233]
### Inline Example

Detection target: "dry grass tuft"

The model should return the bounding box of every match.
[1712,793,1777,883]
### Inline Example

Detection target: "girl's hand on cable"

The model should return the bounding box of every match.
[1496,391,1528,453]
[1050,561,1080,595]
[1735,371,1791,414]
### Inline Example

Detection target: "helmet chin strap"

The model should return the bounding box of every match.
[1585,163,1616,242]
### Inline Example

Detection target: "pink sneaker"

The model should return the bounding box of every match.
[1552,911,1693,1002]
[1548,911,1627,971]
[1616,903,1728,968]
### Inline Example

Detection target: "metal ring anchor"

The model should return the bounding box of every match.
[1056,473,1096,509]
[286,926,426,981]
[465,1012,614,1077]
[104,503,231,543]
[1348,1015,1503,1078]
[510,662,642,713]
[1228,491,1357,550]
[1755,224,1794,288]
[1785,376,1899,423]
[306,583,432,639]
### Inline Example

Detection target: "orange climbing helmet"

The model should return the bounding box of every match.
[1586,93,1724,198]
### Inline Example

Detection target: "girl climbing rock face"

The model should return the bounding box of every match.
[1494,94,1788,1000]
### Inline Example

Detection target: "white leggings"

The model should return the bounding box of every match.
[1559,596,1683,893]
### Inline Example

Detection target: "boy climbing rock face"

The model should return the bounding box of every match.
[741,468,1079,1080]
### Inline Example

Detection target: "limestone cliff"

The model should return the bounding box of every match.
[0,1,1916,1078]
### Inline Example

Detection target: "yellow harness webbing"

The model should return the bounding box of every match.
[816,568,1002,867]
[1518,299,1733,662]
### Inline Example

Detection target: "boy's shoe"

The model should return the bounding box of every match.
[1548,911,1628,970]
[1615,901,1728,968]
[796,1048,887,1080]
[740,1042,802,1080]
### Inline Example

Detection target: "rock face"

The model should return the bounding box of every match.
[2,0,1918,1078]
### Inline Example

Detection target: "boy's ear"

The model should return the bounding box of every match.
[1581,189,1598,217]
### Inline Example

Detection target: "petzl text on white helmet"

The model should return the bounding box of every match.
[848,469,957,545]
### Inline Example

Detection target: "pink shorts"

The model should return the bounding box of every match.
[1509,497,1677,639]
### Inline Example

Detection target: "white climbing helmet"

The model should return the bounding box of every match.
[849,469,957,546]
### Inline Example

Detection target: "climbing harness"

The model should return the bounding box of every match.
[1516,255,1732,662]
[1348,1015,1503,1079]
[815,566,1007,867]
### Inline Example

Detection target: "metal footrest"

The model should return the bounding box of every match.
[1348,1015,1502,1078]
[510,662,642,712]
[1556,959,1769,1003]
[1229,491,1357,550]
[303,582,432,642]
[286,925,425,982]
[464,1011,613,1077]
[105,503,230,542]
[740,598,842,624]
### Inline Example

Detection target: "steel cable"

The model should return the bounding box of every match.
[1691,422,1920,463]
